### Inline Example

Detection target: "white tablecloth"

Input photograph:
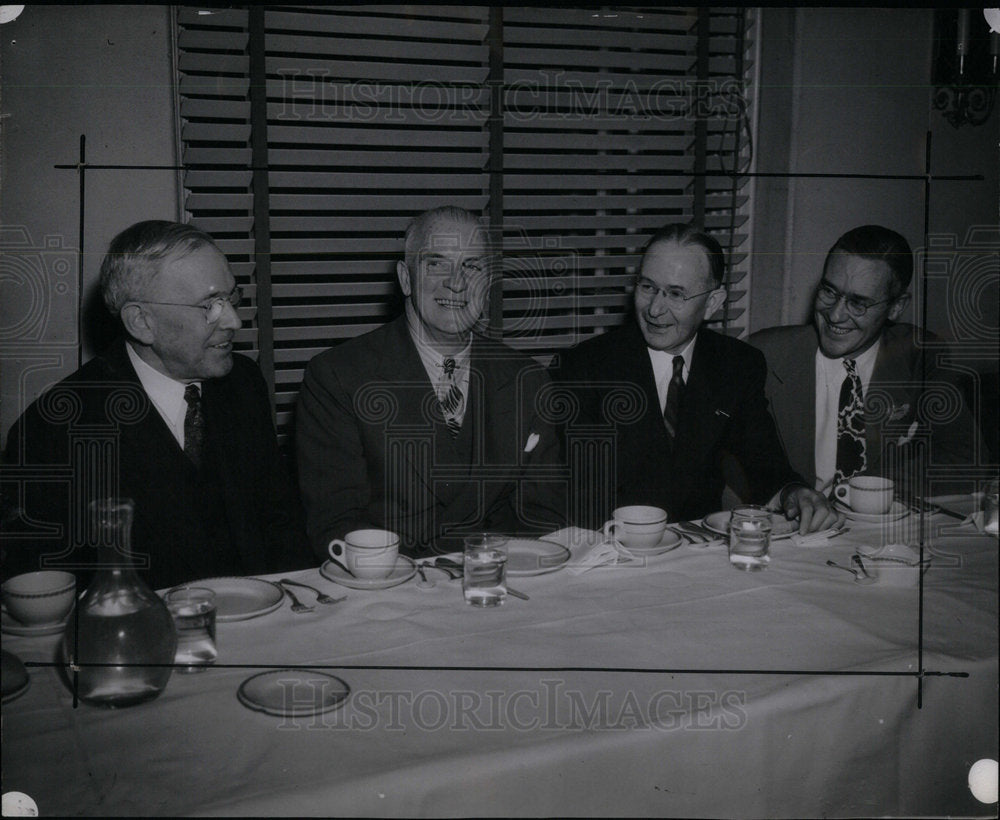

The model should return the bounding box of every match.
[2,505,997,817]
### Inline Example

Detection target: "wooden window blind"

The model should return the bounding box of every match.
[175,5,756,440]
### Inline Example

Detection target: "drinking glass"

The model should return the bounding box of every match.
[728,506,772,571]
[462,534,508,607]
[164,587,218,672]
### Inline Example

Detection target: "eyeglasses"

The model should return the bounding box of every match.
[815,281,894,318]
[133,285,242,324]
[635,278,720,307]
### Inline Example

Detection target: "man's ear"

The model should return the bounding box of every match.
[120,304,155,345]
[396,260,412,297]
[703,286,728,320]
[887,291,911,322]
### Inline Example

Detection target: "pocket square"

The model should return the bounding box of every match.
[888,403,910,422]
[897,419,919,447]
[524,432,540,453]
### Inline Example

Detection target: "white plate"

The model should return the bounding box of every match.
[320,556,416,589]
[622,529,682,557]
[169,577,284,622]
[834,500,909,523]
[1,605,72,637]
[702,511,798,539]
[238,669,350,717]
[506,538,572,576]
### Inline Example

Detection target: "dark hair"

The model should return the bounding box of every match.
[99,220,218,314]
[642,223,726,286]
[827,225,913,295]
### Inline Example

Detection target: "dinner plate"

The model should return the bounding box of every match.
[702,511,798,540]
[506,538,572,576]
[320,555,416,590]
[622,529,682,557]
[1,649,30,704]
[237,669,350,717]
[169,577,284,622]
[1,605,72,637]
[834,500,909,523]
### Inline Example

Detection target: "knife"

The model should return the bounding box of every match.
[506,587,530,601]
[900,496,966,520]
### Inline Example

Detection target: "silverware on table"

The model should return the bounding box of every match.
[279,578,344,605]
[898,496,965,520]
[825,559,876,585]
[277,582,316,612]
[506,587,529,601]
[415,565,436,589]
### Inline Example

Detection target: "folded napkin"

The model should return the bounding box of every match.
[788,527,849,548]
[568,537,636,575]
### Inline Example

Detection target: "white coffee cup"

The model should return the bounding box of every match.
[834,476,895,515]
[328,529,400,579]
[602,505,668,549]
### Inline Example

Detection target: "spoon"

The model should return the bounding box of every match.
[415,565,436,590]
[279,578,344,605]
[279,583,315,613]
[825,559,877,585]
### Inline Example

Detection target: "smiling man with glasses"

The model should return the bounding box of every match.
[751,225,980,495]
[3,220,312,589]
[551,222,839,534]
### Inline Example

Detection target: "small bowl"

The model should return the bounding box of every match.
[1,571,77,625]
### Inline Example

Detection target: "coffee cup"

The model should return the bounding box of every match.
[602,505,668,549]
[328,529,400,579]
[2,570,77,625]
[833,476,894,515]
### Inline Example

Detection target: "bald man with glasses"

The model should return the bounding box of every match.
[750,225,980,496]
[3,220,312,588]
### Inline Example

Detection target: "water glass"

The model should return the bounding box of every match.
[728,506,772,571]
[164,587,218,672]
[462,534,508,607]
[983,478,999,537]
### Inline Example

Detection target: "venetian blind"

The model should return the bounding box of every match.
[175,5,755,438]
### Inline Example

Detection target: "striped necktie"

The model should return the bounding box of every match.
[662,355,684,451]
[183,384,205,468]
[834,358,867,482]
[439,357,464,438]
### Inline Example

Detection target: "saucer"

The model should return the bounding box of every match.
[1,605,72,637]
[834,500,909,523]
[238,669,350,717]
[1,649,30,704]
[506,538,571,576]
[320,555,416,589]
[622,529,682,557]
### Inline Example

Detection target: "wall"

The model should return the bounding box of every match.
[752,7,998,341]
[0,4,179,446]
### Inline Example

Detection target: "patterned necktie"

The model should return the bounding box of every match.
[439,357,464,438]
[662,355,685,451]
[834,358,867,483]
[183,384,206,468]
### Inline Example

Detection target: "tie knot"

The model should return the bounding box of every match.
[843,358,858,375]
[672,355,685,377]
[442,358,456,378]
[184,384,201,406]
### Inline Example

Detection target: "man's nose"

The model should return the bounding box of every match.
[217,300,242,330]
[647,290,671,317]
[826,296,851,323]
[445,263,467,291]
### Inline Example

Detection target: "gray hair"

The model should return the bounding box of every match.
[99,220,218,314]
[403,206,485,270]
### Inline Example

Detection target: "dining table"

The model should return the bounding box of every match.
[2,495,997,817]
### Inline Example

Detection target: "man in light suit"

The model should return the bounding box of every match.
[550,223,838,533]
[2,221,313,589]
[296,206,565,559]
[750,225,979,495]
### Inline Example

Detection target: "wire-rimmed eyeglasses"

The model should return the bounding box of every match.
[131,285,242,324]
[634,277,720,307]
[815,280,895,318]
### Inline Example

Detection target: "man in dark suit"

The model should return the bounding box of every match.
[550,223,838,533]
[296,206,565,559]
[2,221,312,589]
[750,225,980,495]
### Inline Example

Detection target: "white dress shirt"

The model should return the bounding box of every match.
[126,341,200,449]
[647,336,697,413]
[813,340,880,490]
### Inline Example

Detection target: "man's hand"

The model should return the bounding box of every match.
[782,485,844,534]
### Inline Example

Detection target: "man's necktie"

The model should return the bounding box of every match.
[662,355,684,451]
[439,358,464,438]
[183,384,206,468]
[834,358,867,483]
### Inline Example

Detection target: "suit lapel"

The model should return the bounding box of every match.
[866,327,917,475]
[772,328,818,482]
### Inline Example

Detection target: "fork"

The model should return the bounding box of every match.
[279,578,344,605]
[278,583,315,613]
